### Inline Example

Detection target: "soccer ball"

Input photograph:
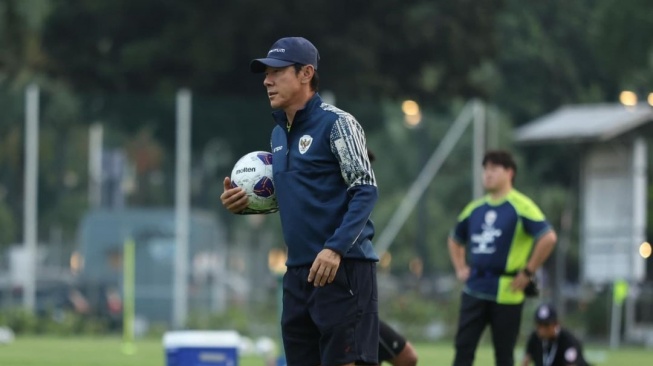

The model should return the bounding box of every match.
[230,151,278,213]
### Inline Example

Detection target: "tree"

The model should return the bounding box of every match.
[591,0,653,96]
[42,0,503,102]
[491,0,609,125]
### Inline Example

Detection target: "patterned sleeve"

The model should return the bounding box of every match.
[330,114,376,188]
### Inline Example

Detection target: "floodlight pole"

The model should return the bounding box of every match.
[88,123,104,208]
[23,84,39,313]
[625,137,647,342]
[554,204,573,320]
[472,99,486,199]
[174,89,192,329]
[122,237,136,354]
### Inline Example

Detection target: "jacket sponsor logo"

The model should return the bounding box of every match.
[299,135,313,154]
[273,145,283,153]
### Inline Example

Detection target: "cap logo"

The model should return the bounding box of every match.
[268,48,286,55]
[538,306,550,319]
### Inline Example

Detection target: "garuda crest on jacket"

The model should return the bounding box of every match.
[299,135,313,154]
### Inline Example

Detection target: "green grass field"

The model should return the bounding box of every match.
[0,336,649,365]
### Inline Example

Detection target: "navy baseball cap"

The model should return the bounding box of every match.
[250,37,320,73]
[535,303,558,325]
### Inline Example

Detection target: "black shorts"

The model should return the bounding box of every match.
[378,320,407,362]
[281,260,379,366]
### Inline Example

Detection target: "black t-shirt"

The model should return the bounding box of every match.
[525,328,590,366]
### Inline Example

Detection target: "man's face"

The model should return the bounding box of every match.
[263,65,303,110]
[536,322,558,340]
[482,162,513,192]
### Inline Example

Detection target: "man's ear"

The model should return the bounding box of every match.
[302,65,315,83]
[508,168,515,181]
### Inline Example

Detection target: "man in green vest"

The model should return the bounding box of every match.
[448,150,557,366]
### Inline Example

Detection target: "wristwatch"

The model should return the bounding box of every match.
[522,267,534,278]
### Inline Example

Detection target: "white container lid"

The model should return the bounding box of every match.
[163,330,241,348]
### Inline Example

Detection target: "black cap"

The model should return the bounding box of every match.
[535,303,558,325]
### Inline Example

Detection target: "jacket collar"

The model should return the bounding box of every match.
[272,93,322,129]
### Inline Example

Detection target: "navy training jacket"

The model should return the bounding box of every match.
[270,93,379,267]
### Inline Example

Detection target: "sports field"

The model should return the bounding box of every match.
[0,336,649,366]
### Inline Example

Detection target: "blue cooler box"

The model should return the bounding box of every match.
[164,330,240,366]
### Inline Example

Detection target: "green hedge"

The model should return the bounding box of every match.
[0,308,111,335]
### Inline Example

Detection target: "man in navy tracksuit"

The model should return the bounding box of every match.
[221,37,380,366]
